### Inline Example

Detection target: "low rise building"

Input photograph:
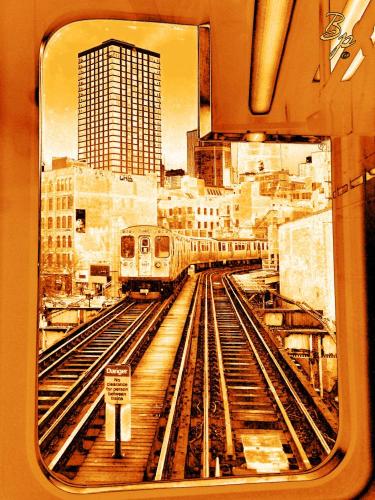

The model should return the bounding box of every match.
[158,175,237,238]
[278,209,335,323]
[40,158,157,295]
[277,209,336,392]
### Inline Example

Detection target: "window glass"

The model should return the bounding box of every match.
[121,235,134,257]
[155,235,170,257]
[140,236,150,254]
[38,16,338,492]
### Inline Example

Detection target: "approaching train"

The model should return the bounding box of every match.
[120,225,267,296]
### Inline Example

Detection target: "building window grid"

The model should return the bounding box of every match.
[78,42,160,177]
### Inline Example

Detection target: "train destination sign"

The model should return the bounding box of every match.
[104,364,131,405]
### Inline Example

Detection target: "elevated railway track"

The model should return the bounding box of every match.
[39,269,338,485]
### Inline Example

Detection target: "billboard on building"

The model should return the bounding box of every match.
[75,208,86,233]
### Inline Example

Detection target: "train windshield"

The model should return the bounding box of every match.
[155,236,170,257]
[121,236,135,258]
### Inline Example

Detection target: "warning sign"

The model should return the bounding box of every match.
[105,364,131,442]
[104,364,131,405]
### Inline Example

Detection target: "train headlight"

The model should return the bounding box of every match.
[155,261,161,268]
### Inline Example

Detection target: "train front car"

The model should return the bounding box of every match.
[120,225,184,298]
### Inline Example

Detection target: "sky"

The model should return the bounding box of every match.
[42,20,198,170]
[41,19,320,173]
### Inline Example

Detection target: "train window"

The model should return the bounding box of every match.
[155,236,170,257]
[31,4,357,496]
[38,17,199,489]
[140,237,151,254]
[3,0,375,494]
[121,235,134,258]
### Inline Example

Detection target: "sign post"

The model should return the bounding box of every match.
[104,364,131,458]
[113,404,122,459]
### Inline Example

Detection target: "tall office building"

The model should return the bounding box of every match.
[78,39,162,183]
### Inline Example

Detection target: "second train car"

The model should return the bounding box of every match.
[119,225,267,296]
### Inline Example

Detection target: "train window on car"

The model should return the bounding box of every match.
[121,235,134,258]
[140,237,150,254]
[155,236,170,257]
[38,18,199,489]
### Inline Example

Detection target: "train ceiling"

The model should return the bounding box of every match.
[204,0,374,138]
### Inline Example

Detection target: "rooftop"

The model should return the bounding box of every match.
[78,39,160,58]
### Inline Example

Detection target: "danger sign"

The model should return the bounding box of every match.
[104,364,131,405]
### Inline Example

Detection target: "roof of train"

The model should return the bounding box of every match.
[121,225,174,233]
[121,225,267,241]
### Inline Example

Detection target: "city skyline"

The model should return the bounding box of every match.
[42,20,198,170]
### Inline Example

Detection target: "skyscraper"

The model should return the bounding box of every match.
[78,39,162,183]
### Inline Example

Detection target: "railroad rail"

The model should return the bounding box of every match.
[39,298,131,373]
[38,298,168,466]
[40,269,338,484]
[148,269,338,480]
[42,276,196,483]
